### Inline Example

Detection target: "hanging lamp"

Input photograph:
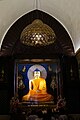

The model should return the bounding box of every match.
[20,0,56,47]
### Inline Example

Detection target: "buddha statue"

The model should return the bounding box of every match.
[22,69,53,102]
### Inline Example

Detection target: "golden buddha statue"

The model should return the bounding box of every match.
[22,69,53,102]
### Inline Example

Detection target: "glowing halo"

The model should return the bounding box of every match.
[27,64,47,80]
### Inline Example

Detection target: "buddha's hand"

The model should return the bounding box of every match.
[36,89,41,93]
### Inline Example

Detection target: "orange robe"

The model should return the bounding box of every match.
[22,78,53,101]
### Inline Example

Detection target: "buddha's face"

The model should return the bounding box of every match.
[34,71,40,79]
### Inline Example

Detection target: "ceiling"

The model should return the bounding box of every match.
[0,0,80,53]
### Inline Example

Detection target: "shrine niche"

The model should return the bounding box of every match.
[10,59,66,119]
[14,59,62,106]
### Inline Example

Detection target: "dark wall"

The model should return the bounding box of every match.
[60,56,80,113]
[0,57,14,114]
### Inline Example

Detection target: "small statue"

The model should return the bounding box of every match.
[18,74,25,89]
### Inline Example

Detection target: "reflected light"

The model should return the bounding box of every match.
[75,39,80,53]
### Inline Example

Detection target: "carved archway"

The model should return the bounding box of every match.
[0,10,74,58]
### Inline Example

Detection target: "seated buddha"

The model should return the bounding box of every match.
[22,69,53,102]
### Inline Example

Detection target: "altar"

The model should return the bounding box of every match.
[17,101,56,114]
